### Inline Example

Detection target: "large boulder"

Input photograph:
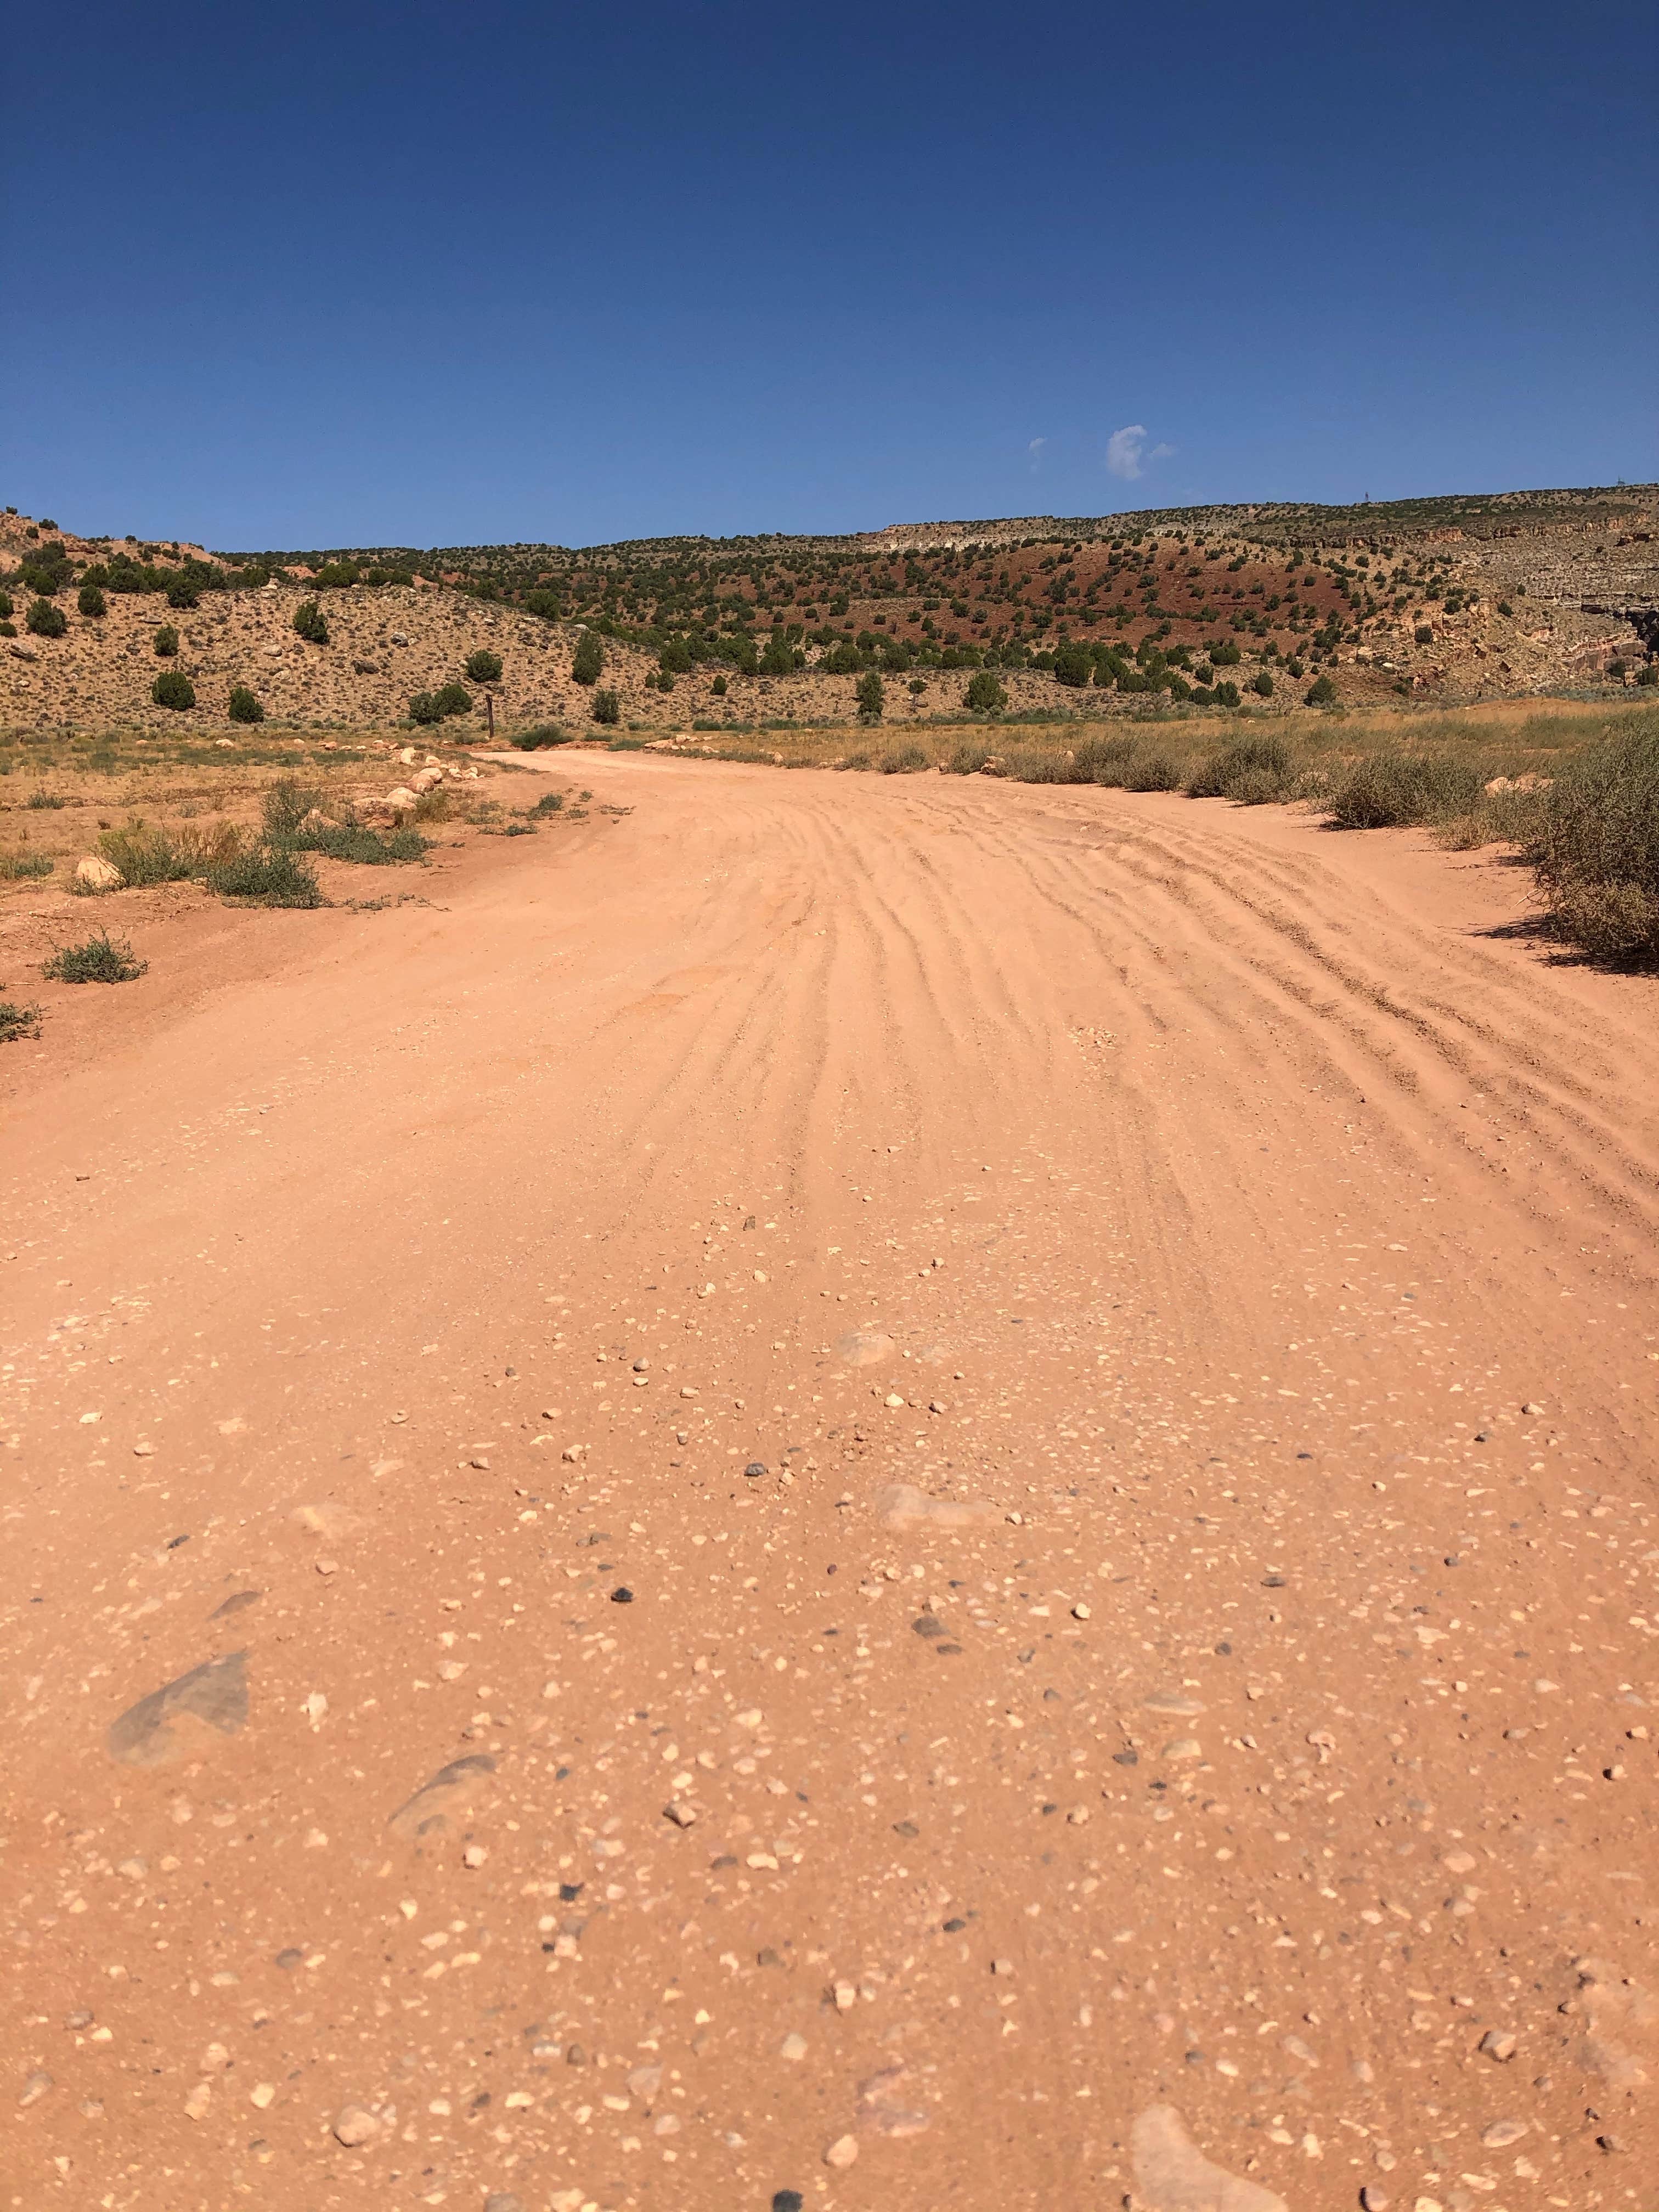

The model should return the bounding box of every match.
[75,855,123,893]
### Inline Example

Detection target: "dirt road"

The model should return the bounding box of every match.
[5,753,1658,2212]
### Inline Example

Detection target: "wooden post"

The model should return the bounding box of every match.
[486,691,495,740]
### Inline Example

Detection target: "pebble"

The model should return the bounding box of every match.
[824,2134,859,2169]
[744,1461,769,1478]
[20,2070,53,2108]
[484,2196,525,2212]
[772,2194,804,2212]
[333,2102,381,2147]
[1480,2118,1527,2148]
[611,1585,634,1604]
[183,2080,212,2121]
[780,2033,808,2061]
[1359,2189,1390,2211]
[1478,2028,1517,2062]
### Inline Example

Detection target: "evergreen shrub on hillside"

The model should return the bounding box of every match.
[152,670,196,710]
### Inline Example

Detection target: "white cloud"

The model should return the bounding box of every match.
[1027,437,1047,471]
[1105,425,1148,479]
[1105,425,1175,481]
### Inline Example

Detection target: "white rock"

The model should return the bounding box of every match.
[332,2103,380,2146]
[75,855,122,893]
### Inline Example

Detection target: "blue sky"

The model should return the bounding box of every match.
[5,1,1654,550]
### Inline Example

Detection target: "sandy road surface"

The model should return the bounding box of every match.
[5,753,1659,2212]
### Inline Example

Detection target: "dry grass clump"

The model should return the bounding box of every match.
[1325,751,1486,830]
[1527,720,1659,960]
[97,821,242,885]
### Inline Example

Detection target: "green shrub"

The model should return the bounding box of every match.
[1414,625,1434,645]
[433,681,473,718]
[205,845,323,906]
[1212,680,1241,708]
[1122,752,1182,792]
[97,826,191,884]
[292,598,330,644]
[948,741,990,774]
[710,673,728,696]
[1327,752,1483,830]
[227,685,264,724]
[529,789,565,816]
[1188,735,1293,800]
[153,624,179,657]
[26,599,67,637]
[1210,641,1242,666]
[1251,670,1274,698]
[879,744,929,774]
[856,670,885,720]
[166,575,200,610]
[510,724,570,748]
[1053,641,1092,688]
[0,590,12,618]
[262,779,325,838]
[43,929,148,984]
[1305,674,1338,706]
[291,819,427,865]
[1528,721,1659,960]
[313,561,360,588]
[465,648,503,684]
[0,849,54,879]
[591,687,620,725]
[571,630,604,685]
[78,582,108,618]
[151,669,195,710]
[409,691,442,725]
[0,1000,42,1042]
[965,670,1007,712]
[1075,735,1143,788]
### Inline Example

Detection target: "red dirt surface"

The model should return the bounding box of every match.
[5,754,1658,2212]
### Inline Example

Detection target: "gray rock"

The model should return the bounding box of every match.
[108,1651,248,1767]
[387,1752,496,1839]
